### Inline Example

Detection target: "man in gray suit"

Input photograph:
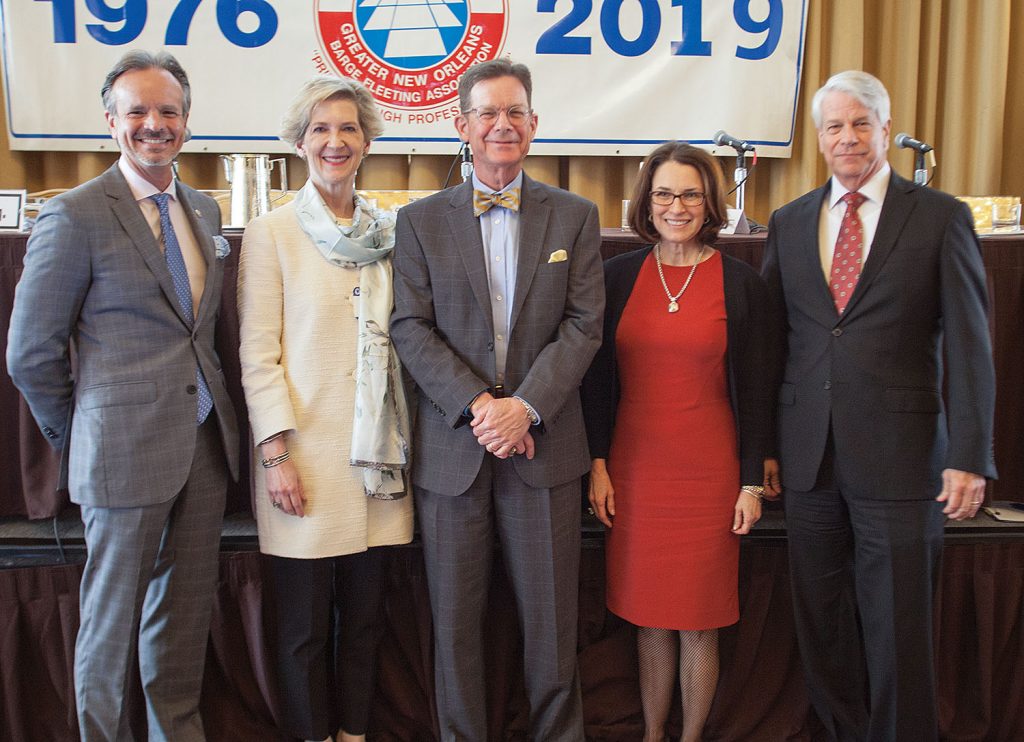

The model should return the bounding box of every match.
[763,71,995,740]
[390,59,604,740]
[7,50,239,740]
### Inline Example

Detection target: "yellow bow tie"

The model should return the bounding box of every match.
[473,187,521,217]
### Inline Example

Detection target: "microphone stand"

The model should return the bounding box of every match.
[731,149,748,212]
[718,146,752,235]
[913,149,928,186]
[461,143,473,183]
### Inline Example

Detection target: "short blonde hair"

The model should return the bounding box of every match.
[279,76,384,149]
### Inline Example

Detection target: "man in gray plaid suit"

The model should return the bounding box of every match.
[7,50,238,741]
[391,59,604,741]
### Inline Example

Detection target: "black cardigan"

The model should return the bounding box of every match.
[581,246,774,485]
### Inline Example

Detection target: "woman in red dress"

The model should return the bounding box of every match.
[583,142,777,742]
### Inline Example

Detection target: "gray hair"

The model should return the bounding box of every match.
[279,76,384,149]
[811,70,891,129]
[458,58,533,111]
[101,50,191,116]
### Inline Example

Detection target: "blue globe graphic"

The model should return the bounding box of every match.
[355,0,470,70]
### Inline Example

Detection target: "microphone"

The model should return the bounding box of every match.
[460,143,473,182]
[894,132,933,153]
[713,130,755,152]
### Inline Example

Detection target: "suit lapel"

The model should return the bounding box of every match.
[446,182,495,334]
[841,173,916,318]
[510,175,549,331]
[793,184,839,321]
[103,166,192,328]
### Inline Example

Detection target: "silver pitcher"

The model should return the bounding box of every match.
[220,154,289,227]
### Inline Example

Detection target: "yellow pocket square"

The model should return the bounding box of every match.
[548,249,568,263]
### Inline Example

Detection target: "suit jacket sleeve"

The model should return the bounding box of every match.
[760,210,788,459]
[941,201,997,477]
[514,201,605,421]
[6,199,91,449]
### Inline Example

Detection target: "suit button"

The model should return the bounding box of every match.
[187,384,197,394]
[823,381,832,390]
[487,342,495,351]
[832,328,843,337]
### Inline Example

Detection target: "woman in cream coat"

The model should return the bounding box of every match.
[238,77,412,742]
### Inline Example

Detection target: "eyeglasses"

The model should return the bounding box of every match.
[463,105,533,124]
[650,190,706,207]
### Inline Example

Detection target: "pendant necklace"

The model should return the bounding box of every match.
[654,243,705,313]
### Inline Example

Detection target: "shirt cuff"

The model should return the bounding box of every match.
[464,388,490,418]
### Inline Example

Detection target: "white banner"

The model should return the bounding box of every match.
[1,0,808,156]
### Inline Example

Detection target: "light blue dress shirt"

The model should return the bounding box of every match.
[473,170,522,386]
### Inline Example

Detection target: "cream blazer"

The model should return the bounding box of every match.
[238,202,413,558]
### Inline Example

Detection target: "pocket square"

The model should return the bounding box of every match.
[548,249,568,263]
[213,235,231,259]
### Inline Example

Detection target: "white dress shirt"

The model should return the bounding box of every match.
[818,162,891,281]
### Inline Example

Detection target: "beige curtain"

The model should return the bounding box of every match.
[2,0,1022,227]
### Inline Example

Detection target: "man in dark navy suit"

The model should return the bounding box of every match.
[762,70,996,741]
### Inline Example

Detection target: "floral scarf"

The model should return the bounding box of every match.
[293,180,410,500]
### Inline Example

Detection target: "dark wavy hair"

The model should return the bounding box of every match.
[628,141,728,246]
[101,50,191,116]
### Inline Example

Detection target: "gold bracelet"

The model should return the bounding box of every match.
[741,485,765,501]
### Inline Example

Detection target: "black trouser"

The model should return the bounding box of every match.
[267,548,386,739]
[785,435,944,742]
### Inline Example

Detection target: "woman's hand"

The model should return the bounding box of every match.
[264,459,306,517]
[732,489,762,534]
[763,458,782,500]
[588,459,615,528]
[260,434,306,517]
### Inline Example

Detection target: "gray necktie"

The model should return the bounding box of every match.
[150,193,213,424]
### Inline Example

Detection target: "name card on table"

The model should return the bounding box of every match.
[721,208,750,235]
[0,191,26,232]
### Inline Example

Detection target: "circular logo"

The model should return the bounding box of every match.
[315,1,509,111]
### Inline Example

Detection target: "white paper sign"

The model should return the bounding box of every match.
[0,189,26,231]
[721,207,750,235]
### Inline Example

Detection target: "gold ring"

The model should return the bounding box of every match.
[510,446,518,455]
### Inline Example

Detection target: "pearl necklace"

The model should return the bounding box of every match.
[654,243,705,313]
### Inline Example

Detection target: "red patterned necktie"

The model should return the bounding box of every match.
[830,191,867,314]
